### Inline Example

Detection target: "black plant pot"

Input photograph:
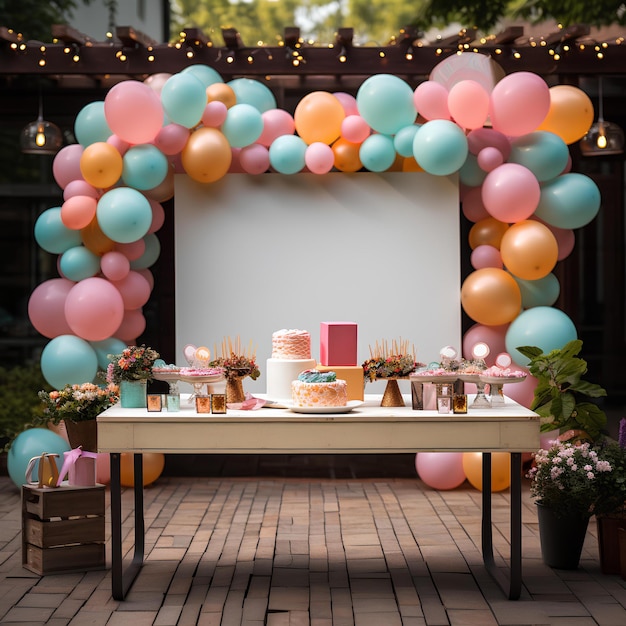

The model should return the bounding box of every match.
[537,503,590,570]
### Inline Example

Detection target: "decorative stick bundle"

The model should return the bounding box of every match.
[368,338,416,360]
[214,335,257,359]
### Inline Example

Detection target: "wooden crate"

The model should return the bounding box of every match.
[22,484,106,575]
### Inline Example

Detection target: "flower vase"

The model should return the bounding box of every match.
[63,419,98,452]
[226,376,246,404]
[537,503,590,569]
[381,378,405,407]
[120,380,147,408]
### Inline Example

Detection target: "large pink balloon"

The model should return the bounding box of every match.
[115,308,146,342]
[447,80,489,130]
[413,81,450,120]
[258,109,296,147]
[482,163,540,223]
[28,278,74,338]
[415,453,466,490]
[64,277,124,341]
[154,123,190,155]
[53,144,84,189]
[463,323,509,366]
[104,80,164,144]
[489,72,551,137]
[112,270,152,309]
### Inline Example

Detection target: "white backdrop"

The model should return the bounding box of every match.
[175,171,461,394]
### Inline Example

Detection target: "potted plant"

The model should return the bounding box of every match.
[527,439,614,569]
[105,345,160,408]
[36,382,119,452]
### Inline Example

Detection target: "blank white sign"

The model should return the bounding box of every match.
[175,171,461,394]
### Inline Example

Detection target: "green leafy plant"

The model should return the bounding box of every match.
[517,340,607,441]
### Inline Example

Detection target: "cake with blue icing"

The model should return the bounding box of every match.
[291,369,348,408]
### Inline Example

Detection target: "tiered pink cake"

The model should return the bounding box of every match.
[265,329,316,400]
[291,370,348,408]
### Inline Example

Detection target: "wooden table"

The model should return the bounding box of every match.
[98,394,539,601]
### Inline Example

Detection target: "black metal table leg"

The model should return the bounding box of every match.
[110,452,145,601]
[482,452,523,600]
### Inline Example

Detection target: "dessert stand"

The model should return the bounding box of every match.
[153,371,225,402]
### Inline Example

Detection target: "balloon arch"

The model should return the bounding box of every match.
[29,57,600,404]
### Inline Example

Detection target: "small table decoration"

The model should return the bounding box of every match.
[210,336,261,405]
[105,345,160,409]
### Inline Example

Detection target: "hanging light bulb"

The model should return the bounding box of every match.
[20,89,63,155]
[580,77,624,156]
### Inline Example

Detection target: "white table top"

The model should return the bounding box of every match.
[97,394,540,455]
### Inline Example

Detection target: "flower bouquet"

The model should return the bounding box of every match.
[210,336,260,404]
[105,345,160,408]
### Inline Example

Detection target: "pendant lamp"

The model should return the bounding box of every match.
[20,90,63,155]
[580,77,624,156]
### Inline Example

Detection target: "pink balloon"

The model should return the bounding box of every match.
[482,163,540,223]
[477,147,503,172]
[463,323,509,366]
[104,80,164,144]
[467,128,511,160]
[61,196,98,230]
[148,200,166,234]
[114,240,146,261]
[413,81,451,121]
[96,453,111,485]
[64,277,124,341]
[333,92,359,116]
[28,278,74,338]
[201,101,228,127]
[461,186,489,222]
[63,180,100,201]
[112,270,151,309]
[53,144,85,189]
[106,134,130,156]
[258,109,296,147]
[101,250,131,281]
[471,244,503,270]
[502,367,537,408]
[144,72,172,94]
[489,72,551,137]
[115,308,146,342]
[415,453,466,490]
[154,123,190,155]
[239,143,270,175]
[448,80,489,129]
[305,142,334,175]
[341,115,370,143]
[228,147,245,173]
[136,268,154,290]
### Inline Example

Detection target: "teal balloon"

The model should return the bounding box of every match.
[505,307,577,366]
[7,429,71,488]
[40,335,99,388]
[96,188,152,244]
[59,245,100,281]
[221,104,264,148]
[535,173,601,229]
[34,207,82,254]
[122,144,169,190]
[130,233,161,270]
[509,131,569,182]
[228,78,277,113]
[356,74,416,135]
[514,273,560,309]
[269,135,306,174]
[394,124,420,158]
[75,101,112,147]
[459,153,487,187]
[161,72,207,128]
[359,134,396,172]
[181,64,224,88]
[90,337,127,369]
[413,120,469,176]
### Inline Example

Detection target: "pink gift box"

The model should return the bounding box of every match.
[69,456,97,487]
[320,322,358,366]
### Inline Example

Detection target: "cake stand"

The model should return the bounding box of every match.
[479,375,526,406]
[152,370,182,395]
[458,373,490,408]
[175,372,225,402]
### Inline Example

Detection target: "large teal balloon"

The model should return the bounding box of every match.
[359,134,396,172]
[514,273,560,309]
[90,337,127,370]
[75,101,112,147]
[96,188,152,244]
[356,74,416,135]
[40,335,99,388]
[228,78,277,113]
[534,173,601,229]
[268,135,306,174]
[59,245,101,281]
[161,72,207,128]
[505,306,577,366]
[221,104,264,148]
[181,64,224,88]
[7,429,71,488]
[129,233,161,270]
[35,207,82,254]
[509,131,569,182]
[413,120,469,176]
[122,144,169,190]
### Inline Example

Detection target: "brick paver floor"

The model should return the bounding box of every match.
[1,474,626,625]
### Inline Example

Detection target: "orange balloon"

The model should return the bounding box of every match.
[81,215,115,255]
[500,220,558,280]
[80,142,123,188]
[468,217,510,249]
[181,127,232,183]
[206,83,236,108]
[461,268,521,325]
[402,157,424,172]
[294,91,345,145]
[332,138,362,172]
[537,85,594,145]
[61,195,98,230]
[462,452,511,492]
[119,452,165,487]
